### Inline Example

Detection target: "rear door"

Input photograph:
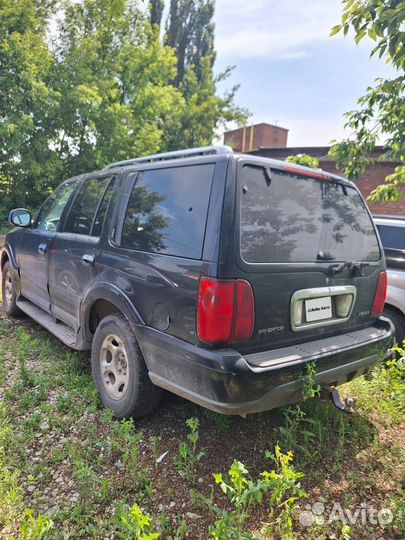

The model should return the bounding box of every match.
[48,174,117,330]
[220,160,383,354]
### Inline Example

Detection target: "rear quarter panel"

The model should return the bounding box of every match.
[92,157,228,345]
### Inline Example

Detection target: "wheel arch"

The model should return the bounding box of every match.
[384,301,405,320]
[1,245,16,272]
[384,302,405,326]
[81,282,145,344]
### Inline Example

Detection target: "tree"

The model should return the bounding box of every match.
[329,0,405,203]
[0,0,183,221]
[286,154,320,169]
[165,0,215,86]
[0,0,246,222]
[163,0,247,149]
[0,0,60,218]
[149,0,164,27]
[53,0,182,176]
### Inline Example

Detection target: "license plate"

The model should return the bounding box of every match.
[305,296,332,322]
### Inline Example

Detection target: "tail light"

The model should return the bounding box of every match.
[197,277,255,344]
[371,271,387,316]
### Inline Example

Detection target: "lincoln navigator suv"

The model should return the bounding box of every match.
[1,146,394,417]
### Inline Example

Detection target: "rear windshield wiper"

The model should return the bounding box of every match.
[328,261,351,276]
[327,260,370,277]
[317,251,335,261]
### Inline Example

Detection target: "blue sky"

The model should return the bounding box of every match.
[214,0,395,146]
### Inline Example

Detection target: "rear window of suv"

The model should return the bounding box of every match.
[240,165,380,264]
[122,164,214,259]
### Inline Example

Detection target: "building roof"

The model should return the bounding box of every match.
[225,122,289,135]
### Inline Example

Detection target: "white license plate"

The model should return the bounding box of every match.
[305,296,332,322]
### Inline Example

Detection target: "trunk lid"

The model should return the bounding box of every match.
[219,161,384,355]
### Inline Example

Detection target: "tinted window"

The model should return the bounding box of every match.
[64,176,113,235]
[376,224,405,250]
[92,177,116,237]
[122,164,214,259]
[240,166,380,263]
[36,180,80,232]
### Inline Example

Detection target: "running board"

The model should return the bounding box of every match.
[16,299,77,348]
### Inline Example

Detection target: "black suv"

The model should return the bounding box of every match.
[1,146,394,418]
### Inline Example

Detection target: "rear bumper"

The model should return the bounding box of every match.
[137,317,394,415]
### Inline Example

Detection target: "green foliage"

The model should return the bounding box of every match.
[210,460,266,539]
[74,459,100,502]
[208,448,306,540]
[112,418,152,498]
[0,0,246,222]
[0,0,59,220]
[175,417,205,484]
[19,509,53,540]
[261,446,307,540]
[149,0,164,27]
[0,403,53,538]
[277,406,319,466]
[162,0,247,147]
[160,513,191,540]
[286,154,320,169]
[165,0,215,86]
[329,0,405,202]
[0,315,404,539]
[363,344,405,421]
[341,523,352,540]
[301,361,321,400]
[116,503,160,540]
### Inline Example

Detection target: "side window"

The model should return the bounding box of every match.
[36,180,80,232]
[121,164,215,259]
[377,224,405,250]
[63,176,113,236]
[92,177,116,237]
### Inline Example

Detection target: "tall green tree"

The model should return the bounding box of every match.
[166,0,215,85]
[0,0,60,217]
[163,0,247,149]
[0,0,246,222]
[53,0,182,176]
[329,0,405,203]
[149,0,164,27]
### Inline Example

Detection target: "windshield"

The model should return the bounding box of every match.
[240,165,381,264]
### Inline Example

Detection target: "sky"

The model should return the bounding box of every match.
[214,0,395,147]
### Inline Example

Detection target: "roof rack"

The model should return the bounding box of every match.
[103,145,233,170]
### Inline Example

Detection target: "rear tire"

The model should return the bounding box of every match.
[1,261,22,317]
[383,308,405,349]
[91,313,162,418]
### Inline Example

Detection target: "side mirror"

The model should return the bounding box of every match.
[9,208,32,228]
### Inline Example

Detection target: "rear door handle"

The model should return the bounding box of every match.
[82,254,95,266]
[38,243,47,254]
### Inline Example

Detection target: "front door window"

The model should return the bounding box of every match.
[36,180,80,232]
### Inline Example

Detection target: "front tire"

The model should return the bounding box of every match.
[1,261,22,317]
[91,313,162,418]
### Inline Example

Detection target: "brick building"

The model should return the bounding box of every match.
[224,124,405,217]
[224,123,288,152]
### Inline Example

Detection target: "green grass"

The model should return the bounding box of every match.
[0,304,404,539]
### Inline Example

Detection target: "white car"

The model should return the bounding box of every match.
[374,215,405,347]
